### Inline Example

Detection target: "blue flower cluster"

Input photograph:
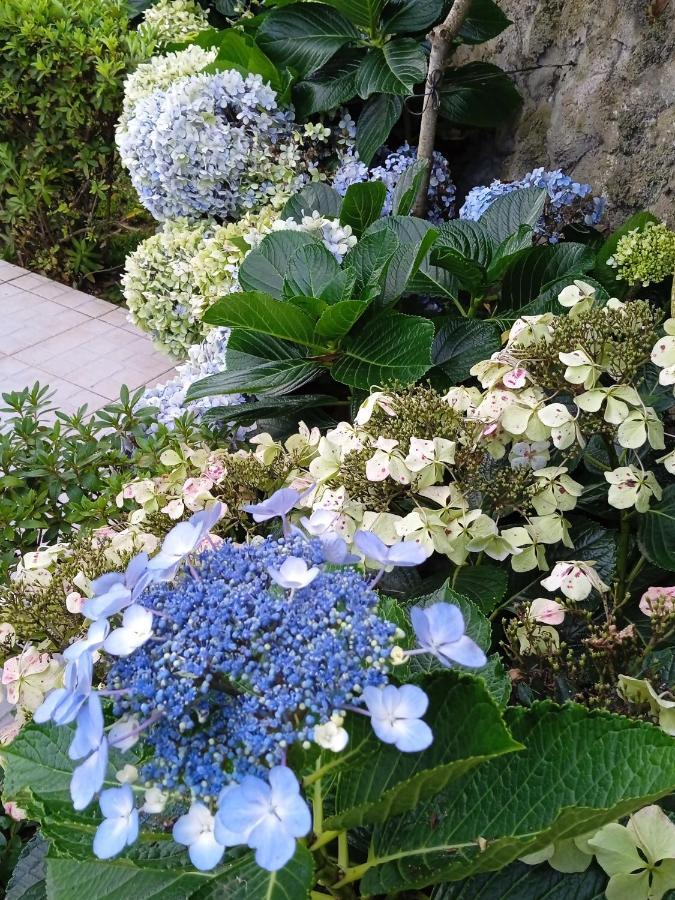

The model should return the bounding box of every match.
[107,534,395,801]
[116,70,297,221]
[32,491,485,875]
[459,167,606,241]
[332,143,456,224]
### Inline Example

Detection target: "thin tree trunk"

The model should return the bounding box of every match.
[413,0,475,218]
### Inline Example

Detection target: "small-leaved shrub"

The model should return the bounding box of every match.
[0,0,150,282]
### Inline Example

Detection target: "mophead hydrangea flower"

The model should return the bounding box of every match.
[332,142,456,223]
[117,69,299,221]
[460,167,605,241]
[122,218,214,357]
[607,221,675,286]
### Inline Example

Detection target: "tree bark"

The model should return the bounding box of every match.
[413,0,475,218]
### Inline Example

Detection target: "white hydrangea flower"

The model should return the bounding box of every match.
[540,561,609,600]
[604,466,662,513]
[651,318,675,386]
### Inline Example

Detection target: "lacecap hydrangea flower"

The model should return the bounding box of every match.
[117,69,299,221]
[34,494,485,874]
[460,167,605,242]
[607,221,675,286]
[138,0,210,48]
[332,142,455,224]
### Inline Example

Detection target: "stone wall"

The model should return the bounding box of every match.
[451,0,675,226]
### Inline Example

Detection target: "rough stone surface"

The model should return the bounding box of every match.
[451,0,675,226]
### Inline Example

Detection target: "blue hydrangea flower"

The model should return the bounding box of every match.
[332,143,456,224]
[117,70,298,221]
[106,534,396,802]
[93,786,139,860]
[459,167,606,242]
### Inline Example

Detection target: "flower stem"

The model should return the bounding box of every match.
[313,773,323,837]
[337,831,349,872]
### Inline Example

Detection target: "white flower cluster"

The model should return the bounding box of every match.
[117,68,298,221]
[138,0,210,48]
[272,211,357,262]
[138,328,243,430]
[119,45,217,128]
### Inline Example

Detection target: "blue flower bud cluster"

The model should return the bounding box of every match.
[332,143,456,224]
[116,69,299,222]
[107,535,396,802]
[459,167,606,242]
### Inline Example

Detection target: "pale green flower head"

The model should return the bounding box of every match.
[608,221,675,287]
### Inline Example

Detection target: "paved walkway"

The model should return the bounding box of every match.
[0,261,175,419]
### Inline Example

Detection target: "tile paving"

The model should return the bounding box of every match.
[0,262,175,422]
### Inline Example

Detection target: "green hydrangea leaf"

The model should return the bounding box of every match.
[324,672,521,831]
[361,703,675,894]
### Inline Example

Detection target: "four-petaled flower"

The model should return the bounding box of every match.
[215,767,311,871]
[353,530,429,572]
[362,684,433,752]
[410,602,487,668]
[148,504,223,579]
[540,561,609,600]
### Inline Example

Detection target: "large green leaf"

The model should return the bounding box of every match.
[2,723,129,809]
[324,673,521,831]
[281,182,342,220]
[187,331,321,399]
[433,319,501,382]
[457,0,512,45]
[196,28,285,95]
[453,565,508,615]
[501,243,596,308]
[46,845,315,900]
[238,231,316,298]
[431,220,495,289]
[284,243,341,300]
[355,39,427,98]
[367,216,438,303]
[478,187,547,245]
[356,93,404,166]
[315,299,371,338]
[439,62,521,127]
[332,312,434,388]
[203,291,322,350]
[432,859,607,899]
[486,225,535,282]
[382,0,443,33]
[392,158,428,216]
[6,835,48,900]
[256,3,359,77]
[342,227,400,295]
[202,394,338,426]
[339,181,387,237]
[319,0,385,33]
[361,703,675,894]
[639,484,675,572]
[293,50,364,116]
